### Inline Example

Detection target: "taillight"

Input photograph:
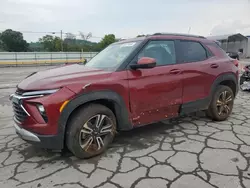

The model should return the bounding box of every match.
[244,66,249,72]
[233,59,239,67]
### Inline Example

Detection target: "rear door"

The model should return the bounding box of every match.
[127,40,183,126]
[176,40,216,113]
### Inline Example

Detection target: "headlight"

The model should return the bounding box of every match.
[22,89,59,97]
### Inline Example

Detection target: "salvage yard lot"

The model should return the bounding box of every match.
[0,66,250,188]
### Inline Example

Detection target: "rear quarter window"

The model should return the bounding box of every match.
[205,42,229,58]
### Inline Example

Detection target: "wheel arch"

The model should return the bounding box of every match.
[210,73,238,99]
[57,90,133,147]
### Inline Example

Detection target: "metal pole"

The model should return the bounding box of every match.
[80,49,82,62]
[15,53,17,67]
[35,52,37,64]
[51,53,52,65]
[60,30,63,52]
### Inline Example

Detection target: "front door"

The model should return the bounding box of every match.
[127,40,183,126]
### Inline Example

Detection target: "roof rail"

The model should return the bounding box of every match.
[152,32,206,39]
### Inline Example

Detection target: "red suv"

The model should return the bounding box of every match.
[10,33,239,158]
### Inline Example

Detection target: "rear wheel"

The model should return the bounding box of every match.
[66,104,116,159]
[206,85,234,121]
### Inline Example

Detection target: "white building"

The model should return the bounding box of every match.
[246,35,250,58]
[207,33,249,58]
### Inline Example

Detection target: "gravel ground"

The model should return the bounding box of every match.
[0,65,250,188]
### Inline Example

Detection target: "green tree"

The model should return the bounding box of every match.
[28,42,43,52]
[99,34,117,49]
[53,37,63,51]
[0,29,28,52]
[0,34,4,51]
[39,35,55,51]
[36,33,116,52]
[38,35,63,51]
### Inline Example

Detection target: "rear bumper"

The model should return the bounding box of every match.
[14,123,64,150]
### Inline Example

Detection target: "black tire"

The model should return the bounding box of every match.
[206,85,234,121]
[205,109,212,118]
[66,104,116,159]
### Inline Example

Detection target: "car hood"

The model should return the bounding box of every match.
[18,64,112,91]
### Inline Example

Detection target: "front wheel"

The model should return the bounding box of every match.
[66,104,116,159]
[206,85,234,121]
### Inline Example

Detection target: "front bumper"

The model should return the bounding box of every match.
[14,123,64,150]
[10,87,76,135]
[14,123,40,142]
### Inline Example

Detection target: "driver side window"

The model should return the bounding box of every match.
[138,40,176,66]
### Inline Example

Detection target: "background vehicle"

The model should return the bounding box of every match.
[240,64,250,91]
[10,33,239,159]
[226,51,239,60]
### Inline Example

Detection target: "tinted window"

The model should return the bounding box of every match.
[180,41,207,63]
[206,41,228,58]
[138,40,176,66]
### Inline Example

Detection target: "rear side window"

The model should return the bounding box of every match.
[205,42,229,58]
[180,41,208,63]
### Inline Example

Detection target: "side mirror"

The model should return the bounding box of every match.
[83,59,87,64]
[130,57,156,70]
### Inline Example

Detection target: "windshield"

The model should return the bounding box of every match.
[85,41,141,70]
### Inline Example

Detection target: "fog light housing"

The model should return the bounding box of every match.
[37,104,48,123]
[37,104,45,113]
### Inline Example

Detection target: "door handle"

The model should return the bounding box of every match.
[170,69,181,74]
[210,64,219,68]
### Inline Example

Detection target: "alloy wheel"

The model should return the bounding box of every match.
[79,114,114,153]
[216,91,233,116]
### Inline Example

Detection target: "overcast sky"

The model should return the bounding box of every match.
[1,0,250,42]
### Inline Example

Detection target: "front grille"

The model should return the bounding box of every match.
[12,102,27,123]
